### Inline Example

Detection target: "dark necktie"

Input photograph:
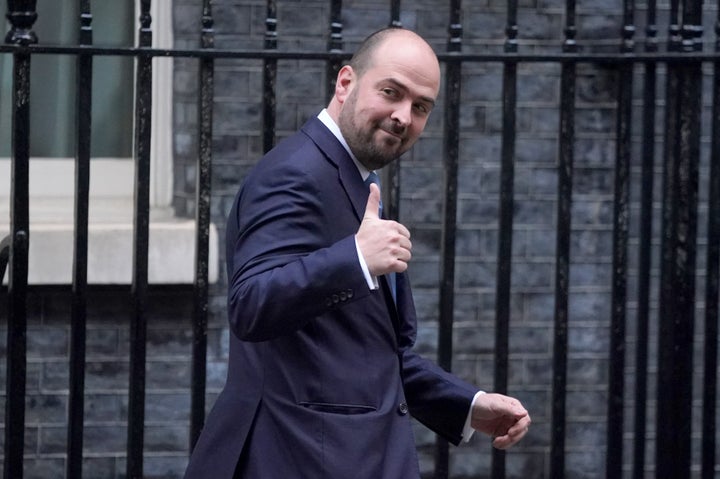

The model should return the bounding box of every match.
[365,171,383,217]
[364,172,397,302]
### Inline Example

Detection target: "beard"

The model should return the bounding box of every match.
[338,89,412,171]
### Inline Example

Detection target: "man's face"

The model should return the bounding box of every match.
[337,38,440,171]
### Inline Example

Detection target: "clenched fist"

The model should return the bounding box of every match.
[471,393,531,449]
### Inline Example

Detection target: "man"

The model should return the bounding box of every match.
[185,27,530,479]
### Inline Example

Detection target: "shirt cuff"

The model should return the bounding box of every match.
[355,236,379,290]
[461,390,485,443]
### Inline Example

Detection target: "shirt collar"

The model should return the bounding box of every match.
[317,109,371,181]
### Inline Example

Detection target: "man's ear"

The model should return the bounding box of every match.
[334,65,355,103]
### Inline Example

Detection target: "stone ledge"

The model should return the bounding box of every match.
[1,158,220,285]
[1,220,219,285]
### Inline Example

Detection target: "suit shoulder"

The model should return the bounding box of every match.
[252,128,338,180]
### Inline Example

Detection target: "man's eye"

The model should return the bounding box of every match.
[382,88,397,97]
[414,103,433,115]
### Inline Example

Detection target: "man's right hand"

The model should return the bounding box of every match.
[356,183,412,276]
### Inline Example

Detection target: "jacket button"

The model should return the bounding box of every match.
[339,291,347,301]
[347,289,354,299]
[398,403,408,415]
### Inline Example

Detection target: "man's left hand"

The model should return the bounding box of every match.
[471,393,531,449]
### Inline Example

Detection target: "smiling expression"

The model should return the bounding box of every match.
[334,30,440,171]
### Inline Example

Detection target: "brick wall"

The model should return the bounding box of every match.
[172,3,718,478]
[0,288,211,478]
[2,0,718,478]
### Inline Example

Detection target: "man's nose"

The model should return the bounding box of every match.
[391,101,413,127]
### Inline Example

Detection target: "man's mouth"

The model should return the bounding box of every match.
[380,127,405,141]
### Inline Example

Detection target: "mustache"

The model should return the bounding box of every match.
[380,120,407,139]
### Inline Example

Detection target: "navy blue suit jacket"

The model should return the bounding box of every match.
[184,116,477,479]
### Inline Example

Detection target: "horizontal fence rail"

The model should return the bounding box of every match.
[5,43,720,62]
[1,1,720,478]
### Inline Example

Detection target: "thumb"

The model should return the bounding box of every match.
[363,183,381,219]
[512,407,529,419]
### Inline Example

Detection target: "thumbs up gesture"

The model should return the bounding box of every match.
[356,183,412,276]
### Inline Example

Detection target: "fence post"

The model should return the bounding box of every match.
[126,1,153,477]
[701,9,720,479]
[606,2,635,477]
[326,0,343,102]
[66,1,93,477]
[190,0,215,451]
[632,2,658,478]
[3,2,37,479]
[550,1,577,477]
[385,0,402,222]
[262,0,277,154]
[656,0,703,476]
[434,2,462,478]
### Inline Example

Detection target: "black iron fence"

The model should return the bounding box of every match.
[1,0,720,478]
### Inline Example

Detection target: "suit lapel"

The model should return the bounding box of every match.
[301,116,369,223]
[301,115,402,326]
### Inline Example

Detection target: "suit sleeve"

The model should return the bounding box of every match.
[393,273,478,445]
[226,161,371,342]
[402,349,477,445]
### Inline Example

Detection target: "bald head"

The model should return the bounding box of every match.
[349,28,440,85]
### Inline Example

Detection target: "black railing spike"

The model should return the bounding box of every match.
[190,0,215,452]
[633,2,657,478]
[385,0,402,222]
[5,0,38,44]
[656,0,703,476]
[550,1,578,477]
[701,6,720,478]
[0,236,9,283]
[262,0,277,153]
[390,0,401,27]
[325,0,343,101]
[606,2,635,477]
[66,1,93,477]
[492,1,518,477]
[126,1,153,477]
[434,2,462,478]
[0,236,10,284]
[3,2,37,479]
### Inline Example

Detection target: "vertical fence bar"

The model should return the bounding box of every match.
[126,2,153,477]
[385,0,401,221]
[0,237,9,283]
[606,2,634,477]
[655,2,682,471]
[632,2,657,478]
[701,8,720,479]
[66,1,93,477]
[3,2,36,479]
[434,2,462,478]
[389,0,401,27]
[549,1,577,477]
[190,0,215,451]
[656,0,702,475]
[326,0,343,102]
[262,0,276,154]
[492,1,518,477]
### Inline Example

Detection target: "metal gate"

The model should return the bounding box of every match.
[2,0,720,478]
